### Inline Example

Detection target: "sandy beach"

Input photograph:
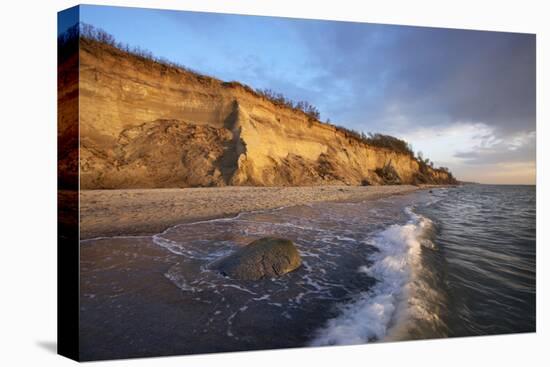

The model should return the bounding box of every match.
[78,185,430,239]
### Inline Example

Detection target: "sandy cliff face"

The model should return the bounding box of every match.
[70,39,454,189]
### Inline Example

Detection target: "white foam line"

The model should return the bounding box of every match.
[227,219,320,232]
[80,204,292,245]
[80,234,152,244]
[252,295,271,301]
[221,284,257,295]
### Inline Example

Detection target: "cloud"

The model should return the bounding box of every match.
[397,122,496,163]
[394,121,535,183]
[293,24,536,136]
[454,130,535,165]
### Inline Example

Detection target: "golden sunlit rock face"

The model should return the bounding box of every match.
[68,38,455,189]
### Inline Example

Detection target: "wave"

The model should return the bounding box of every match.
[309,207,442,346]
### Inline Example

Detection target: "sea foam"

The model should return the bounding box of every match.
[309,207,435,346]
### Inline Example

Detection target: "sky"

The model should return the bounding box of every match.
[60,5,536,184]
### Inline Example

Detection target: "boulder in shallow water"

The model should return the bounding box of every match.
[215,237,302,280]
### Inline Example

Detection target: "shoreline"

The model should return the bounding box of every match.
[78,184,450,240]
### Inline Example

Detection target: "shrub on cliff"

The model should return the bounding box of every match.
[333,128,414,157]
[375,162,401,184]
[59,22,211,79]
[365,133,414,156]
[255,88,321,120]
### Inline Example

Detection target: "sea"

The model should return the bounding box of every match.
[80,185,536,360]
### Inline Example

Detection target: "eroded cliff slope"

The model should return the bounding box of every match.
[67,38,455,189]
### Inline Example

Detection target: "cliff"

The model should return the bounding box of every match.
[60,38,455,189]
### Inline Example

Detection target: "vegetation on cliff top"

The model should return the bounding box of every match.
[59,22,454,180]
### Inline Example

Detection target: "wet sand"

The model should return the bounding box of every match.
[79,185,427,239]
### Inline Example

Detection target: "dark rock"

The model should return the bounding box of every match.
[214,237,301,280]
